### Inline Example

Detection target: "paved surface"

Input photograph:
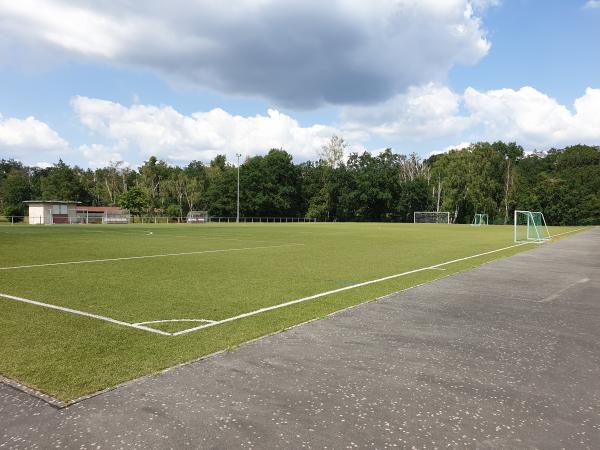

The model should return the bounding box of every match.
[1,229,600,449]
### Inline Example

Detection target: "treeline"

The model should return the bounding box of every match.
[1,139,599,225]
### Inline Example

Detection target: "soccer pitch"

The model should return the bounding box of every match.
[0,222,583,402]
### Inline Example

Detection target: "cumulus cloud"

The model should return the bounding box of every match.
[71,96,345,164]
[341,83,472,139]
[79,144,128,169]
[0,0,491,107]
[0,114,69,157]
[427,142,471,157]
[340,85,600,150]
[464,86,600,147]
[71,86,600,167]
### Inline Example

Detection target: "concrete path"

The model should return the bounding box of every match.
[2,229,599,449]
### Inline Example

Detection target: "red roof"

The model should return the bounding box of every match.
[76,206,124,213]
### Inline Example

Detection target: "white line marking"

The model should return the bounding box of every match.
[0,292,172,336]
[536,278,590,303]
[0,227,588,336]
[0,243,304,271]
[173,240,537,336]
[133,319,217,325]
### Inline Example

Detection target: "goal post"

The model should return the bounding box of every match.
[187,210,209,223]
[514,210,550,243]
[103,210,130,224]
[414,211,450,224]
[472,213,489,226]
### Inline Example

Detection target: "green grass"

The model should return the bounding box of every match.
[0,222,584,401]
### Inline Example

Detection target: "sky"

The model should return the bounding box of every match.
[0,0,599,169]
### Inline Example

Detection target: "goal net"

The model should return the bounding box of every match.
[472,213,489,226]
[104,210,130,224]
[187,210,209,223]
[514,210,550,243]
[414,211,450,224]
[69,210,130,224]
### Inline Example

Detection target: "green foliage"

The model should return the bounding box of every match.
[0,169,31,216]
[240,149,301,216]
[1,143,599,225]
[41,160,90,202]
[118,187,149,215]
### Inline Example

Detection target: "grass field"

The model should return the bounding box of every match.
[0,222,584,402]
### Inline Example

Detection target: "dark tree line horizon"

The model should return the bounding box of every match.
[1,139,599,225]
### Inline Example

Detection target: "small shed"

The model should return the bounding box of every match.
[25,201,81,225]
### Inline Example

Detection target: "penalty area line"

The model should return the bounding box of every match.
[0,229,586,337]
[172,240,535,336]
[0,292,172,336]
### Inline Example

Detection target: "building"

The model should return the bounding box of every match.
[25,202,130,225]
[24,200,80,225]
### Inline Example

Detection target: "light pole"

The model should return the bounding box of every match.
[236,153,242,223]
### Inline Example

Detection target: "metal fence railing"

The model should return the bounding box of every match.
[0,215,319,225]
[208,217,317,223]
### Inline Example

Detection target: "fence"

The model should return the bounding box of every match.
[1,215,318,225]
[208,217,317,223]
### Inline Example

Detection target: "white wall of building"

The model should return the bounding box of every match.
[27,205,46,224]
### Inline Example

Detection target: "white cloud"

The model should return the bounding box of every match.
[444,141,472,151]
[427,141,471,157]
[464,86,600,147]
[0,114,69,157]
[71,86,600,167]
[0,0,491,107]
[583,1,600,9]
[340,84,600,150]
[471,0,501,11]
[342,83,472,139]
[71,96,345,164]
[79,144,128,169]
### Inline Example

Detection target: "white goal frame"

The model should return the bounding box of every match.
[514,210,550,243]
[187,210,209,224]
[414,211,450,224]
[472,213,489,226]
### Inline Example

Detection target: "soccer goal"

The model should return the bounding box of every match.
[472,213,489,226]
[414,211,450,224]
[187,211,209,223]
[514,210,550,243]
[104,210,130,224]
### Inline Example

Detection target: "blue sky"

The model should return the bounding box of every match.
[0,0,599,168]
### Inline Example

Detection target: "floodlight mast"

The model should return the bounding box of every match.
[236,153,242,223]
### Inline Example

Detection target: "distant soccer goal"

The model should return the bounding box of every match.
[187,211,209,223]
[70,208,130,224]
[514,210,550,243]
[472,213,489,226]
[414,211,450,224]
[104,210,130,224]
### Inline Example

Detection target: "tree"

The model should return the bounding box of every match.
[240,149,301,216]
[319,135,347,169]
[0,169,31,216]
[41,160,89,201]
[139,156,170,213]
[118,187,149,215]
[1,141,598,225]
[494,141,524,224]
